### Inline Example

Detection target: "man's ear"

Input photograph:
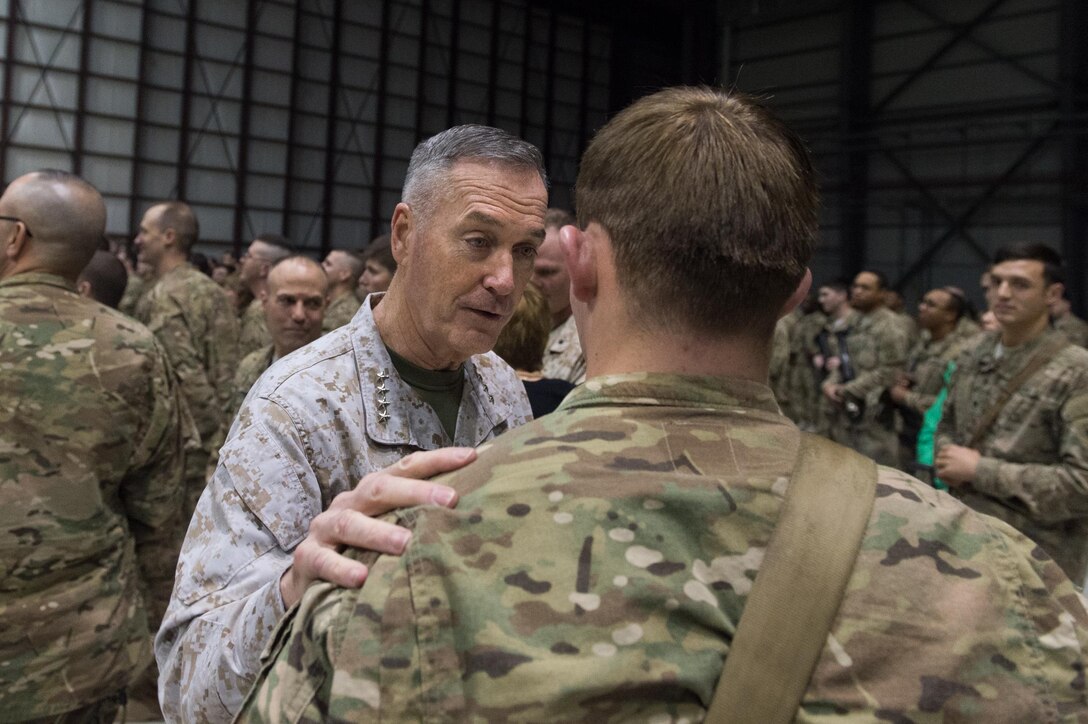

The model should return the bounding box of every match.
[779,268,813,319]
[76,279,93,299]
[560,224,597,304]
[163,226,178,252]
[1045,281,1064,307]
[2,224,29,263]
[390,203,412,265]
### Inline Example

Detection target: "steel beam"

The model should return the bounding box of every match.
[320,0,343,256]
[838,0,873,278]
[281,0,304,239]
[176,0,199,199]
[232,0,259,254]
[73,0,94,176]
[519,5,532,139]
[485,0,500,127]
[542,7,557,164]
[414,0,430,142]
[369,0,392,241]
[445,0,461,129]
[895,124,1057,289]
[1060,0,1088,314]
[129,1,153,230]
[0,0,20,183]
[872,0,1007,116]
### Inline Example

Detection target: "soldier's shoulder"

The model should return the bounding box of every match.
[251,326,357,402]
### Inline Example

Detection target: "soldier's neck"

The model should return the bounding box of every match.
[157,254,186,277]
[1000,314,1049,348]
[373,290,463,371]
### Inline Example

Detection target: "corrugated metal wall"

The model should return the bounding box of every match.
[0,0,612,256]
[724,0,1086,311]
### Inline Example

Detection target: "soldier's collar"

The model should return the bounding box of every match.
[0,271,76,292]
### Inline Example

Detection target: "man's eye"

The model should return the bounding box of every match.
[516,245,538,260]
[466,237,488,248]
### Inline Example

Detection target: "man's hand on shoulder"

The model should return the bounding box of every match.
[279,447,476,608]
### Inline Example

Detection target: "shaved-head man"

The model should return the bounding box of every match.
[238,233,292,357]
[0,171,186,721]
[533,207,585,383]
[226,256,329,420]
[321,248,364,331]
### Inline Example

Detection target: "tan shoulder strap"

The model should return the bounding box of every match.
[705,433,878,724]
[967,334,1069,449]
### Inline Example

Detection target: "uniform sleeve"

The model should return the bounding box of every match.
[971,381,1088,524]
[155,397,323,723]
[205,293,240,414]
[144,291,222,440]
[842,319,909,401]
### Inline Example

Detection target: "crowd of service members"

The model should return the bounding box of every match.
[771,253,1088,588]
[5,93,1088,722]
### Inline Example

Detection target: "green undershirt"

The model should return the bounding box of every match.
[385,345,465,441]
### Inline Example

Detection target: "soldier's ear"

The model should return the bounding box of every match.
[2,222,28,262]
[780,268,813,319]
[561,223,598,304]
[1045,281,1064,307]
[76,280,93,299]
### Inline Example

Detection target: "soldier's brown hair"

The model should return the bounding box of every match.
[575,87,818,336]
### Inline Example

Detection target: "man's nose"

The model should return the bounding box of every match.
[484,251,516,296]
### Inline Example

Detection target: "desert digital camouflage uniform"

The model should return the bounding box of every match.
[938,327,1088,585]
[0,272,187,720]
[238,297,271,358]
[784,309,826,430]
[156,295,533,723]
[824,307,910,466]
[1055,312,1088,348]
[321,289,362,332]
[237,373,1088,722]
[136,262,239,515]
[541,314,586,384]
[205,345,277,477]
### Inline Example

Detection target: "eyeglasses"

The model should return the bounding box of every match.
[0,215,32,237]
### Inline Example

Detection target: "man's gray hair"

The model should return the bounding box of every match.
[402,125,548,218]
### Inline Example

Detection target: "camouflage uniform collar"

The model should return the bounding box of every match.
[0,271,76,292]
[976,327,1063,374]
[559,372,781,416]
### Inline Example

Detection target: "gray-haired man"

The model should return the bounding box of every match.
[157,125,547,722]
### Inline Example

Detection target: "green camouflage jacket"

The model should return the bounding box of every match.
[938,327,1088,584]
[0,273,187,719]
[239,373,1088,723]
[135,263,239,451]
[321,290,362,333]
[239,298,271,359]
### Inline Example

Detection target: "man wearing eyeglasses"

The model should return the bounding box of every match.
[0,170,187,722]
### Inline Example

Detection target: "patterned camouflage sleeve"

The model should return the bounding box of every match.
[841,316,909,401]
[971,381,1088,524]
[143,291,222,442]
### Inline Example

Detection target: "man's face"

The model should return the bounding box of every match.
[321,250,354,286]
[817,286,846,315]
[917,288,954,331]
[262,261,328,356]
[394,161,547,366]
[360,259,393,294]
[989,259,1060,330]
[240,240,275,286]
[134,205,169,271]
[850,272,883,312]
[531,226,571,317]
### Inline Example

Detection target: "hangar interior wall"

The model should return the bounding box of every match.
[0,0,611,256]
[723,0,1086,311]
